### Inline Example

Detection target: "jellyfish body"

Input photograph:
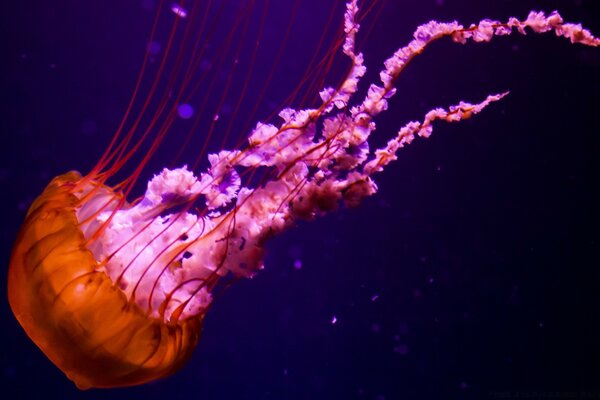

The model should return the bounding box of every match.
[8,172,202,389]
[7,0,599,389]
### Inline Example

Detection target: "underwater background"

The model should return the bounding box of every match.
[0,0,598,399]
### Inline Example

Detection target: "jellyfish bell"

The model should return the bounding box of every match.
[7,0,599,390]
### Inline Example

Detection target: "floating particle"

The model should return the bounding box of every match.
[171,4,188,18]
[148,41,161,55]
[177,104,194,119]
[393,344,409,355]
[293,259,302,270]
[331,315,337,324]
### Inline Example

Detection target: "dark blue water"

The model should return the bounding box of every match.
[1,1,599,399]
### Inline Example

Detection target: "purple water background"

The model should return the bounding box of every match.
[1,0,599,399]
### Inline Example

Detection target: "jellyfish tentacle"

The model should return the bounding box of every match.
[318,0,366,113]
[354,11,599,128]
[75,1,600,324]
[363,92,509,176]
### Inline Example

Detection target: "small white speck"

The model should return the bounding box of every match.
[331,315,337,324]
[371,294,379,301]
[171,4,188,18]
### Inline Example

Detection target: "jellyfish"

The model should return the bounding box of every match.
[7,0,598,390]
